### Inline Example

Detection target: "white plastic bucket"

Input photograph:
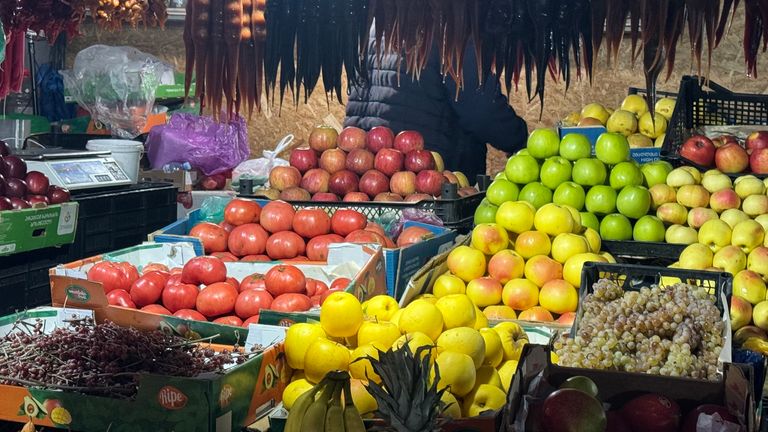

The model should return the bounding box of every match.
[85,139,144,184]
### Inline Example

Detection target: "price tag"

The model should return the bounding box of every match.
[245,324,286,351]
[55,308,94,327]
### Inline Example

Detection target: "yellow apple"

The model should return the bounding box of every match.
[655,97,676,120]
[709,189,742,213]
[433,273,467,297]
[435,294,477,329]
[493,322,528,361]
[712,245,747,275]
[666,167,697,187]
[320,291,364,338]
[734,175,766,198]
[534,203,575,236]
[462,384,507,418]
[743,195,768,218]
[687,207,719,230]
[304,338,351,383]
[679,243,714,270]
[488,249,525,284]
[649,184,677,209]
[524,255,563,287]
[561,205,583,234]
[607,109,638,136]
[349,344,382,383]
[350,378,378,415]
[285,323,327,369]
[665,224,699,245]
[495,201,536,234]
[514,231,552,259]
[733,270,767,305]
[753,301,768,331]
[656,202,689,225]
[392,331,435,359]
[447,246,487,282]
[551,233,591,263]
[471,223,510,255]
[701,173,733,193]
[583,227,602,253]
[473,305,489,330]
[538,279,579,314]
[431,151,445,172]
[389,308,404,327]
[748,247,768,281]
[466,277,504,308]
[676,184,710,208]
[398,300,444,341]
[518,306,555,322]
[437,327,486,369]
[581,103,610,124]
[680,166,702,183]
[480,328,504,368]
[357,320,402,349]
[732,220,765,254]
[441,391,462,419]
[600,251,617,263]
[698,219,732,253]
[563,253,608,287]
[720,208,751,229]
[497,359,519,392]
[755,214,768,233]
[483,305,518,321]
[502,279,539,311]
[362,295,400,321]
[282,379,314,410]
[433,351,477,397]
[415,293,438,304]
[730,296,753,331]
[621,94,649,117]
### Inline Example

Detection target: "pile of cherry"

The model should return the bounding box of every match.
[0,142,70,210]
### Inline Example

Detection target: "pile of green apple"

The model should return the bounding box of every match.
[474,128,676,242]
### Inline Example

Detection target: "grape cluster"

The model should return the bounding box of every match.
[554,279,724,380]
[0,318,261,398]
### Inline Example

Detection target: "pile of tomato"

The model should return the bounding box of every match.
[86,257,351,327]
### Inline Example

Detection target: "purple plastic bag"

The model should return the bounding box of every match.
[145,113,251,176]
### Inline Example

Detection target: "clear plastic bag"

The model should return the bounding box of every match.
[60,45,173,139]
[232,134,294,185]
[198,196,230,223]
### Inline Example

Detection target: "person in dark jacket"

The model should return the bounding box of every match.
[344,34,529,182]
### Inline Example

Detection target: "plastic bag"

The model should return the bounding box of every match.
[198,196,230,223]
[145,112,251,176]
[60,45,173,138]
[232,134,294,185]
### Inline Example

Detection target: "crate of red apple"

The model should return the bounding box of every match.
[0,142,71,210]
[673,130,768,178]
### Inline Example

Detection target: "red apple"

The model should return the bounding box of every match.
[750,147,768,174]
[415,170,445,197]
[0,196,12,210]
[301,168,330,194]
[366,126,394,153]
[28,195,49,206]
[9,197,30,209]
[289,147,318,173]
[715,143,749,173]
[5,178,26,198]
[328,170,360,196]
[25,171,50,196]
[346,149,375,175]
[359,170,390,198]
[47,186,70,204]
[320,148,348,174]
[390,171,416,196]
[404,193,433,202]
[712,134,739,148]
[746,130,768,151]
[458,186,479,197]
[338,126,367,152]
[312,192,340,201]
[374,192,403,202]
[679,135,716,167]
[343,192,370,202]
[394,130,424,153]
[309,126,338,153]
[404,150,436,173]
[279,187,312,201]
[374,148,405,177]
[269,166,302,191]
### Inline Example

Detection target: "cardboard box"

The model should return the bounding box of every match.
[140,169,197,192]
[0,307,288,432]
[558,125,661,163]
[0,203,78,256]
[503,344,756,432]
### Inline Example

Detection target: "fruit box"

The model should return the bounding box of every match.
[557,125,661,163]
[502,344,757,432]
[0,307,289,432]
[0,203,78,256]
[49,242,386,338]
[150,207,457,299]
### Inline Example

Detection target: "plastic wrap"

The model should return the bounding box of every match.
[145,113,251,176]
[198,196,230,223]
[60,45,172,138]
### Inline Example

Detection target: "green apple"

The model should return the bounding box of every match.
[553,181,586,210]
[609,161,644,189]
[616,185,651,219]
[580,212,600,231]
[505,154,539,184]
[572,158,607,186]
[527,128,561,159]
[474,199,499,224]
[494,172,507,180]
[559,133,592,161]
[600,213,633,240]
[519,182,553,209]
[585,185,618,215]
[516,149,530,156]
[640,160,673,188]
[540,156,573,190]
[633,215,666,242]
[486,179,520,206]
[595,132,631,165]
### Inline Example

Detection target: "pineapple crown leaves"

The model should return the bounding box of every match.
[361,343,448,432]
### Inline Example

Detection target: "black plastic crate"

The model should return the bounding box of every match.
[661,75,768,178]
[601,240,685,262]
[0,245,72,314]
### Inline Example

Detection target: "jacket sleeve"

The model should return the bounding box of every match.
[444,44,529,154]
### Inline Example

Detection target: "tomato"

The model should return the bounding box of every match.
[310,295,323,307]
[224,198,262,226]
[242,315,261,327]
[212,251,239,262]
[345,229,388,247]
[364,222,387,236]
[117,262,140,286]
[397,226,434,247]
[330,209,367,236]
[331,278,351,291]
[213,315,244,326]
[240,273,267,292]
[161,283,199,313]
[141,263,169,275]
[260,200,296,233]
[87,262,130,293]
[219,221,236,234]
[241,254,271,262]
[288,256,309,261]
[189,222,229,253]
[141,304,172,315]
[235,289,274,320]
[265,231,306,260]
[265,265,307,297]
[225,277,240,289]
[305,278,329,297]
[166,273,183,287]
[130,271,167,307]
[271,293,312,312]
[106,289,136,308]
[174,309,207,321]
[196,282,239,318]
[305,233,344,261]
[181,256,227,285]
[292,209,331,238]
[170,267,183,275]
[228,223,269,257]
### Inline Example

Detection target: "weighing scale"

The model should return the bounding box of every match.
[19,148,133,190]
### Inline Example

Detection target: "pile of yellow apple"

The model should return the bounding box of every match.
[282,291,530,419]
[561,94,676,148]
[450,201,614,325]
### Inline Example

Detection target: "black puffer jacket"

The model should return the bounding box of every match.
[345,34,529,182]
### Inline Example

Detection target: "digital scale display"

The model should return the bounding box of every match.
[50,160,129,185]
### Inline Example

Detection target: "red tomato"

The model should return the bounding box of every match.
[345,229,388,247]
[292,209,331,238]
[181,256,227,285]
[213,315,244,326]
[235,289,274,320]
[162,283,199,313]
[240,254,271,262]
[130,272,166,307]
[196,282,239,318]
[166,273,183,287]
[242,315,261,327]
[189,222,229,253]
[141,304,172,315]
[87,262,130,293]
[224,198,262,226]
[331,278,351,291]
[212,251,239,262]
[305,278,329,297]
[228,223,269,257]
[170,267,183,275]
[271,293,312,312]
[310,295,323,307]
[265,231,306,260]
[117,262,140,286]
[330,209,367,236]
[240,273,267,292]
[219,221,236,234]
[259,201,295,233]
[141,263,169,275]
[288,256,309,261]
[397,226,434,247]
[174,309,207,321]
[225,277,239,289]
[265,265,307,296]
[305,233,344,261]
[106,289,136,308]
[364,222,387,237]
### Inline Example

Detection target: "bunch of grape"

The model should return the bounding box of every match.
[554,279,724,380]
[0,318,260,398]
